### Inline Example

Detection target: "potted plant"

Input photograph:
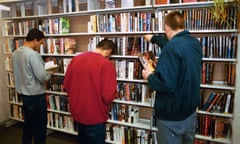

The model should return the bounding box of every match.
[211,0,240,31]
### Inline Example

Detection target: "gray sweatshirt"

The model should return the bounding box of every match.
[12,46,51,95]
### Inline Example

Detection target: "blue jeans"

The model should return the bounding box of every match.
[76,122,106,144]
[21,94,47,144]
[156,112,196,144]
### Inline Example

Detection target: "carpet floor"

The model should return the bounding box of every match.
[0,122,78,144]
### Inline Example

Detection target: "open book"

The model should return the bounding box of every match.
[138,51,157,72]
[45,61,58,70]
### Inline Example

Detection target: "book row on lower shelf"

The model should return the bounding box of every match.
[105,123,157,144]
[199,91,234,115]
[8,84,235,142]
[202,62,236,87]
[196,115,231,140]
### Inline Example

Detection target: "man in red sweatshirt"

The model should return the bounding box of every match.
[64,39,117,144]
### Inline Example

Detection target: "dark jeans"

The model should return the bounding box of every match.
[76,122,106,144]
[156,112,196,144]
[21,94,47,144]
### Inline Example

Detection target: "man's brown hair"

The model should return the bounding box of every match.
[164,11,185,30]
[96,39,115,50]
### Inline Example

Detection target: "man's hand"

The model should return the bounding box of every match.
[144,34,153,42]
[142,64,154,80]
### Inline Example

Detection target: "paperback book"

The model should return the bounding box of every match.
[138,51,157,72]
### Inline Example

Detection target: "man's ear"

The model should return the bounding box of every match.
[164,24,170,31]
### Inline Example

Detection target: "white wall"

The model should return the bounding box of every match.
[0,7,10,124]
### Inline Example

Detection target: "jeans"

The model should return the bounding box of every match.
[156,112,196,144]
[76,122,106,144]
[21,94,47,144]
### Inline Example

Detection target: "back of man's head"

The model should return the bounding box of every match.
[96,39,115,50]
[164,11,184,30]
[26,29,45,41]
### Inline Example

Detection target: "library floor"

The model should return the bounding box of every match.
[0,122,78,144]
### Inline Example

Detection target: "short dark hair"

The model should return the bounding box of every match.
[96,39,115,50]
[164,11,184,30]
[26,29,45,41]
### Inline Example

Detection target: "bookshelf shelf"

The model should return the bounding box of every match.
[113,99,153,108]
[48,109,71,115]
[200,84,235,90]
[154,1,214,10]
[107,119,158,131]
[195,134,231,144]
[9,116,24,122]
[47,126,77,136]
[8,101,22,106]
[45,90,67,96]
[197,110,233,118]
[117,78,147,83]
[202,58,237,62]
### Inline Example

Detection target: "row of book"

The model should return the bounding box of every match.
[89,12,153,33]
[89,36,161,57]
[201,35,237,59]
[3,36,161,58]
[114,59,142,80]
[109,104,140,123]
[3,17,70,37]
[7,0,87,17]
[47,76,65,92]
[182,7,237,31]
[4,6,237,38]
[46,94,69,112]
[43,38,77,55]
[7,72,15,87]
[200,92,234,114]
[88,7,237,34]
[117,82,153,103]
[202,63,236,86]
[47,111,77,132]
[106,123,157,144]
[10,104,23,120]
[196,115,231,139]
[8,88,22,104]
[3,39,24,54]
[4,57,12,71]
[6,0,184,18]
[3,33,237,60]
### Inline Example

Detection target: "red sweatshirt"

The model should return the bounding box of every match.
[64,52,117,125]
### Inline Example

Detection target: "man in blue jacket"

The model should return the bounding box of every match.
[142,11,202,144]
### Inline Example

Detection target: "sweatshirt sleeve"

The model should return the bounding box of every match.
[151,35,168,48]
[147,47,179,93]
[101,61,117,104]
[30,52,51,83]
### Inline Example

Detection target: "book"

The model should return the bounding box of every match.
[64,38,77,54]
[201,92,217,111]
[213,118,231,138]
[105,0,115,9]
[138,51,157,72]
[205,93,220,112]
[63,58,72,73]
[224,93,232,114]
[59,17,70,34]
[45,61,58,70]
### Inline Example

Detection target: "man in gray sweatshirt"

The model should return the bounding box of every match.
[12,29,51,144]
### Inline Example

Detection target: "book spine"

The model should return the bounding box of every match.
[224,93,232,114]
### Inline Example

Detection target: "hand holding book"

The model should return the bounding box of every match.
[45,61,58,71]
[139,51,157,80]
